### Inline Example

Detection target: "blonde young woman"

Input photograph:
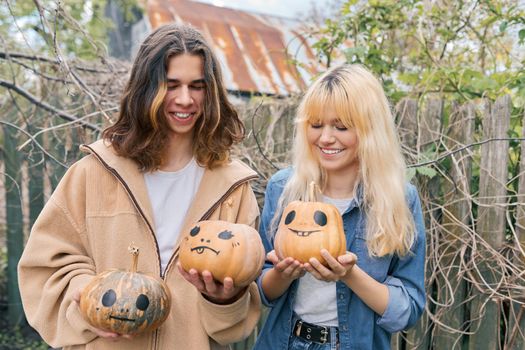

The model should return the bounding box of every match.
[254,64,426,350]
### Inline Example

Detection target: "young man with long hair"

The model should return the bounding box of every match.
[18,24,261,350]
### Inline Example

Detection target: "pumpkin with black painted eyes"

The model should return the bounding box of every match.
[274,201,346,266]
[79,245,171,335]
[179,220,265,287]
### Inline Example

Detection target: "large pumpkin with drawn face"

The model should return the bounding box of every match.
[79,245,171,335]
[274,200,346,266]
[179,220,265,287]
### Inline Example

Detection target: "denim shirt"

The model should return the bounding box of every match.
[254,168,426,350]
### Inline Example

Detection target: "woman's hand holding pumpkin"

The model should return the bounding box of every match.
[260,250,306,301]
[266,250,306,281]
[304,249,357,282]
[177,262,246,305]
[73,289,135,341]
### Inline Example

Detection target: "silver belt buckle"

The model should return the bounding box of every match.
[295,320,303,337]
[320,327,329,343]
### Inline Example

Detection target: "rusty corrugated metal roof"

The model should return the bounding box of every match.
[145,0,324,95]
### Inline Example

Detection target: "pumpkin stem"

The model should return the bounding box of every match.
[128,243,139,273]
[308,181,318,202]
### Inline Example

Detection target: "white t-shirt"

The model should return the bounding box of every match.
[293,195,352,327]
[144,158,204,273]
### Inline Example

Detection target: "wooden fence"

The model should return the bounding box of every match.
[1,95,524,349]
[392,95,524,350]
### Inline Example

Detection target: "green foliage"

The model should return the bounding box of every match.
[406,148,439,181]
[0,326,49,350]
[415,165,438,179]
[311,0,525,104]
[406,167,417,181]
[1,0,141,59]
[0,247,47,349]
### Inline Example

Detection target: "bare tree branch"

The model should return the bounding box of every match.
[0,79,101,131]
[0,51,128,74]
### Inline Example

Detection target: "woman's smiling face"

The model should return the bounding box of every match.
[306,106,360,177]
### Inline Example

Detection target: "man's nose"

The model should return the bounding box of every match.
[175,86,193,106]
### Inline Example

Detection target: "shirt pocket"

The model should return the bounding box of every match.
[351,230,392,282]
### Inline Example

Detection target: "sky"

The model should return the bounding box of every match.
[194,0,338,19]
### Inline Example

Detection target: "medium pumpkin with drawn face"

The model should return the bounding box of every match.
[179,220,265,287]
[274,201,346,266]
[79,246,171,335]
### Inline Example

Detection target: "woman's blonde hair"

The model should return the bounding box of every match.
[276,64,414,257]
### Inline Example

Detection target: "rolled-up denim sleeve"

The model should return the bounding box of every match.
[376,277,413,332]
[376,185,426,332]
[257,269,277,307]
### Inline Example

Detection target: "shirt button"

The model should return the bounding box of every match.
[343,325,348,331]
[339,294,344,300]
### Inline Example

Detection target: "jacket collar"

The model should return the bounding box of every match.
[80,139,257,235]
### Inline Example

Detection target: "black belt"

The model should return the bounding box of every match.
[293,319,339,344]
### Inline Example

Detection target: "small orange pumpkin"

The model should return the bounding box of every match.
[79,244,171,335]
[274,182,346,266]
[179,220,265,287]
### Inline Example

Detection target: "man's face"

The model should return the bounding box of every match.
[163,53,206,138]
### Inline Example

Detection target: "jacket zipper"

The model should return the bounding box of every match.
[83,145,163,273]
[85,145,257,349]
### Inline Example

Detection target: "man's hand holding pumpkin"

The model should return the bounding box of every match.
[177,262,247,305]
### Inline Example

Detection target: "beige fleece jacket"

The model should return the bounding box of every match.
[18,139,261,350]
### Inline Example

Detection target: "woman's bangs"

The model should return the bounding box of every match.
[332,88,355,128]
[301,89,333,124]
[306,88,355,128]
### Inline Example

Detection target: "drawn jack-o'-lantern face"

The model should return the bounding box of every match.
[79,247,171,335]
[274,201,346,266]
[186,225,235,256]
[179,220,265,287]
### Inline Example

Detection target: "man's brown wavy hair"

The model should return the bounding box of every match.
[103,24,244,171]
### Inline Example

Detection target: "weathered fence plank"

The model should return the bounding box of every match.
[27,134,44,231]
[405,98,443,349]
[397,98,419,157]
[433,102,475,349]
[420,98,443,148]
[393,98,419,350]
[45,124,68,191]
[477,96,511,249]
[507,108,525,350]
[469,95,511,350]
[2,124,25,326]
[517,108,525,249]
[517,109,525,262]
